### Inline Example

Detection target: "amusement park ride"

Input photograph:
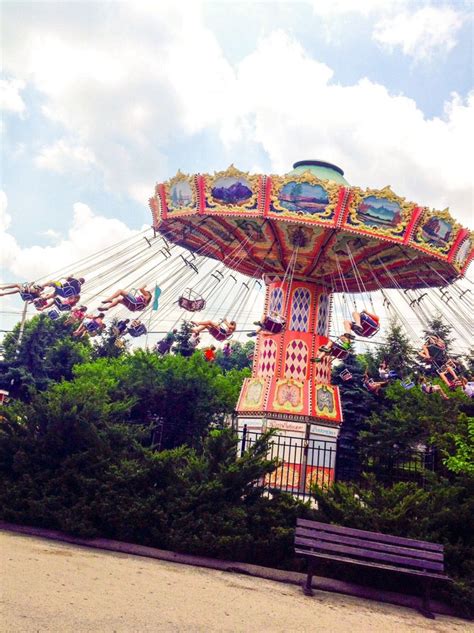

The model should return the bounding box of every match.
[2,159,473,490]
[149,159,473,488]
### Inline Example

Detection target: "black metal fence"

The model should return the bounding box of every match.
[238,426,437,500]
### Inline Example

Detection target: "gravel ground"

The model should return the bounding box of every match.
[0,530,469,633]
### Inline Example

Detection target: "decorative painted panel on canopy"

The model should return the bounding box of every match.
[204,165,260,213]
[344,186,415,241]
[411,209,460,256]
[269,173,341,224]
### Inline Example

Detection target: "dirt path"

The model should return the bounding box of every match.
[0,530,468,633]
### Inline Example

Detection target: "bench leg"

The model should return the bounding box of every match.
[302,560,314,597]
[419,578,435,619]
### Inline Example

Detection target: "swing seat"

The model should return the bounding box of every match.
[331,344,349,360]
[339,369,352,381]
[85,320,102,335]
[128,324,147,338]
[54,297,73,312]
[209,326,232,342]
[55,279,82,298]
[352,312,380,338]
[122,294,147,312]
[20,291,38,302]
[156,340,173,355]
[178,289,206,312]
[47,309,61,320]
[32,298,47,309]
[261,315,286,334]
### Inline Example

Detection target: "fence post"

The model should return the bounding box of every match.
[240,423,247,457]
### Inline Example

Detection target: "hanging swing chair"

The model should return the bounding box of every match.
[178,288,206,312]
[330,339,350,361]
[54,297,74,312]
[352,311,380,338]
[209,324,233,342]
[260,313,286,334]
[54,278,82,299]
[33,297,48,310]
[128,322,147,338]
[47,309,61,320]
[339,369,352,381]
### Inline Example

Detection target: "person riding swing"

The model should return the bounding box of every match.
[247,311,286,337]
[343,310,380,338]
[191,318,236,341]
[101,286,152,312]
[311,333,352,363]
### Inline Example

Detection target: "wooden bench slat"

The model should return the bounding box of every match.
[296,527,444,563]
[294,536,445,572]
[295,548,449,581]
[297,519,443,552]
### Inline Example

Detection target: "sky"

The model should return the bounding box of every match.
[0,0,473,339]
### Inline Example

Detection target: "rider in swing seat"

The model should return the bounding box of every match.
[418,335,447,365]
[101,286,152,312]
[311,333,352,363]
[344,310,380,338]
[42,277,85,299]
[419,376,449,400]
[0,282,44,301]
[73,312,106,338]
[247,311,286,337]
[363,371,388,395]
[127,320,147,337]
[191,318,236,339]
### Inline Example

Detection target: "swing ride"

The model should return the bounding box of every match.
[148,159,473,490]
[1,159,473,492]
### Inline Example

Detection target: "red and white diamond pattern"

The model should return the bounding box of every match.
[284,340,308,380]
[313,357,331,384]
[257,339,276,377]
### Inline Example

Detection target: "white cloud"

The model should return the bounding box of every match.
[373,6,464,60]
[1,4,472,230]
[0,77,26,113]
[311,0,405,18]
[219,30,474,228]
[0,193,137,281]
[1,3,234,202]
[35,139,96,173]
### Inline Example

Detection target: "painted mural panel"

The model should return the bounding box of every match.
[212,176,253,205]
[278,181,330,215]
[355,195,402,229]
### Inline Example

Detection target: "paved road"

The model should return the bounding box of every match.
[0,531,467,632]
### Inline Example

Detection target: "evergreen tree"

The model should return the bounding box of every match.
[0,314,90,398]
[174,321,195,357]
[423,313,454,354]
[332,352,374,481]
[372,318,415,377]
[215,340,254,371]
[92,318,129,359]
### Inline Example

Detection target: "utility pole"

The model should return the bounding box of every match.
[16,301,28,352]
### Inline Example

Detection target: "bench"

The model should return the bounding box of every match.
[295,518,450,619]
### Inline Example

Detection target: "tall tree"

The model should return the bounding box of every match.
[372,318,415,377]
[422,314,454,355]
[332,352,374,481]
[1,314,90,398]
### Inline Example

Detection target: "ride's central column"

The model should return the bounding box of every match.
[236,277,342,489]
[237,277,343,423]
